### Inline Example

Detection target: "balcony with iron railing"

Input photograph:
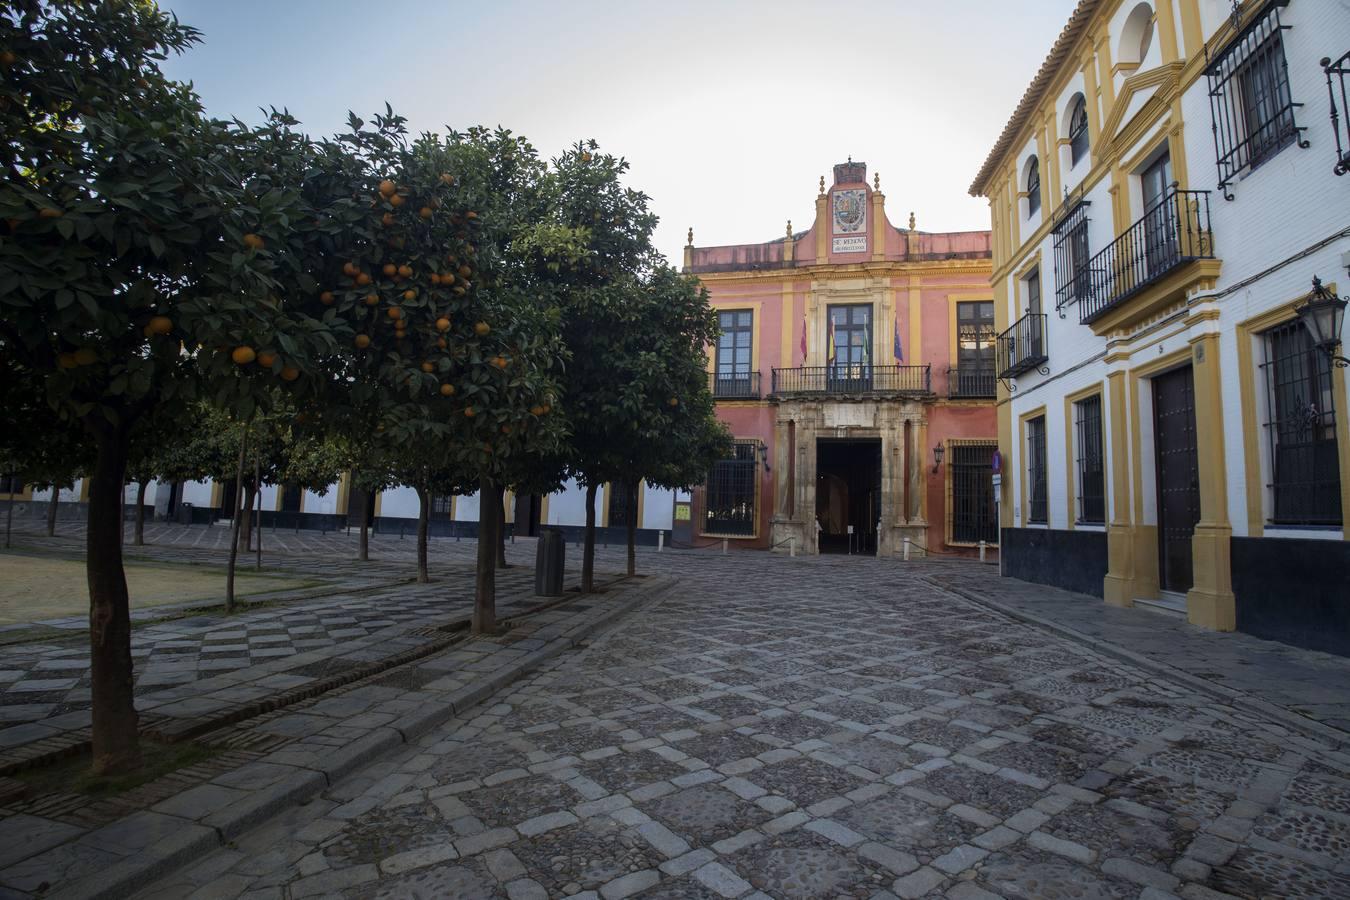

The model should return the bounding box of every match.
[770,364,931,398]
[709,370,762,400]
[997,312,1048,380]
[946,366,996,399]
[1074,184,1215,329]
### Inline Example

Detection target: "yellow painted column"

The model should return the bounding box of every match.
[1155,0,1180,63]
[1103,369,1136,606]
[1185,332,1235,630]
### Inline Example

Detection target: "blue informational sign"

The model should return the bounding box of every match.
[991,449,1002,474]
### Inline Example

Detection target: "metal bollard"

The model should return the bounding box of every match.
[903,537,911,561]
[658,531,664,552]
[978,540,986,562]
[789,537,795,558]
[722,538,728,555]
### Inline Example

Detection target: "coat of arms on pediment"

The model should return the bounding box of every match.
[832,188,866,234]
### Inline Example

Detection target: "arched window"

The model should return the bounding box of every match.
[1119,3,1155,65]
[1026,157,1041,215]
[1069,96,1090,166]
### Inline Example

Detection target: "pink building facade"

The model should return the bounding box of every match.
[682,161,997,557]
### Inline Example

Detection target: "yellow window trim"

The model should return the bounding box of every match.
[1017,405,1049,528]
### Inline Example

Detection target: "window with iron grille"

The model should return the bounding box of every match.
[1026,157,1041,215]
[431,495,454,520]
[716,308,753,386]
[1261,320,1341,525]
[1068,95,1090,166]
[1206,1,1306,199]
[950,442,998,544]
[704,441,757,536]
[956,301,995,372]
[1025,268,1041,316]
[1074,395,1106,524]
[1027,415,1048,524]
[1052,200,1091,311]
[608,480,635,527]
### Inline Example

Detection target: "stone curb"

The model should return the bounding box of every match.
[934,580,1349,749]
[54,575,676,900]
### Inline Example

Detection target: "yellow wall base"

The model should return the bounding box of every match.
[1186,523,1235,631]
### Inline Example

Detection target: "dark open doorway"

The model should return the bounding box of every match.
[513,493,542,537]
[816,438,881,554]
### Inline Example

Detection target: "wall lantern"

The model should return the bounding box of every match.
[1295,276,1349,368]
[932,443,945,473]
[758,444,772,473]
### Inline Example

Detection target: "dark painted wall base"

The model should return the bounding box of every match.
[1000,527,1107,598]
[1232,535,1349,658]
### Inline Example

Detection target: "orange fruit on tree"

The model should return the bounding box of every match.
[343,262,358,277]
[421,361,434,373]
[319,291,334,305]
[232,346,256,365]
[382,263,397,277]
[541,403,552,414]
[242,233,264,250]
[146,315,173,335]
[389,194,405,208]
[398,264,413,278]
[365,293,379,306]
[530,405,544,416]
[39,207,63,219]
[454,286,466,296]
[280,366,300,381]
[402,289,416,301]
[441,272,455,285]
[387,306,401,320]
[474,321,490,336]
[257,351,277,368]
[439,383,454,396]
[430,273,441,285]
[668,397,679,407]
[440,173,454,185]
[492,356,508,369]
[73,347,97,366]
[379,179,396,198]
[354,334,371,349]
[437,337,447,349]
[435,317,451,332]
[419,207,433,219]
[381,213,395,227]
[458,264,472,278]
[463,406,476,417]
[465,211,478,220]
[356,273,372,286]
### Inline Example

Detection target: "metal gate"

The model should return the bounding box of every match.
[1153,365,1200,593]
[951,442,998,544]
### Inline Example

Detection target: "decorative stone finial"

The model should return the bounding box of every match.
[874,173,880,190]
[908,211,916,230]
[786,219,792,239]
[686,227,693,247]
[819,176,825,196]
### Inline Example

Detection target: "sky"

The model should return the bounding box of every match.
[160,0,1079,266]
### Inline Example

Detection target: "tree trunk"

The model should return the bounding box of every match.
[133,481,147,546]
[582,481,597,593]
[473,475,498,634]
[87,424,141,774]
[416,485,430,584]
[496,484,509,569]
[46,484,59,537]
[224,423,249,613]
[625,477,638,577]
[254,456,262,570]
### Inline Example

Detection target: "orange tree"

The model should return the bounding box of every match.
[0,2,359,773]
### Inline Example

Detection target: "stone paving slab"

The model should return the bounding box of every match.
[0,573,670,899]
[114,545,1350,900]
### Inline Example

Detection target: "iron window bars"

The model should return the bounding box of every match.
[1074,395,1106,524]
[950,442,999,544]
[1052,200,1092,314]
[1324,50,1350,176]
[704,441,758,536]
[1069,97,1090,166]
[947,367,996,399]
[1262,320,1342,525]
[1076,185,1214,325]
[431,495,454,519]
[1026,157,1042,215]
[1206,0,1307,200]
[1027,416,1048,524]
[710,370,761,399]
[770,365,931,396]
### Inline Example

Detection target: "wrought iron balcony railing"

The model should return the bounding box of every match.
[1075,185,1213,324]
[1324,50,1350,177]
[946,366,996,399]
[709,370,762,400]
[997,312,1048,380]
[770,364,931,397]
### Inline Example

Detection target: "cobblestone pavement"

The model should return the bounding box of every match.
[136,546,1350,900]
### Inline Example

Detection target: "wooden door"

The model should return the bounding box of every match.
[1153,365,1200,593]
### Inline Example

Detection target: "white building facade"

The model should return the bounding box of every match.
[971,0,1350,654]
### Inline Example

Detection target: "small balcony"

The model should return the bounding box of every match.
[770,364,931,398]
[1076,185,1215,327]
[997,312,1048,379]
[709,371,762,400]
[946,366,996,399]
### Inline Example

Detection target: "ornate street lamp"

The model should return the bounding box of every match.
[1295,276,1349,368]
[931,443,945,473]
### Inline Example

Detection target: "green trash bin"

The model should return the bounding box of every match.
[535,528,565,596]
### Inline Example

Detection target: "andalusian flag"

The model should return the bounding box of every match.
[827,318,836,364]
[861,324,870,365]
[893,315,904,363]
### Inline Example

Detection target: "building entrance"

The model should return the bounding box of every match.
[816,438,881,554]
[1153,365,1200,593]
